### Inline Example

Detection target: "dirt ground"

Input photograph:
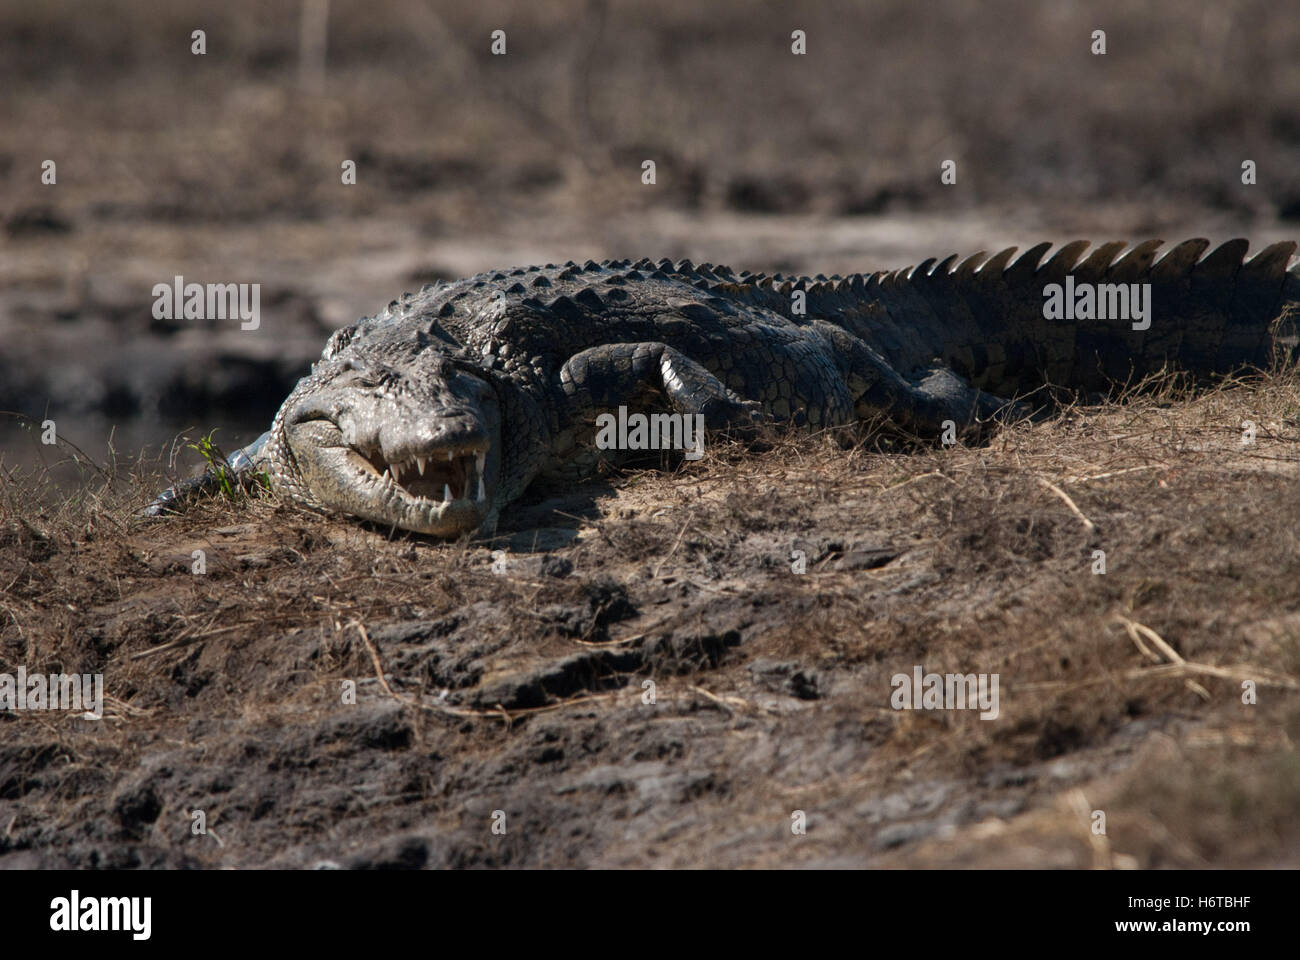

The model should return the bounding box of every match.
[3,373,1300,868]
[3,0,1300,869]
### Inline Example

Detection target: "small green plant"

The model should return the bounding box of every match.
[185,431,236,499]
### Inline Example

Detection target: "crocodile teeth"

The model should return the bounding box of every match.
[416,456,426,476]
[447,451,454,462]
[475,451,485,476]
[444,483,453,502]
[477,473,486,501]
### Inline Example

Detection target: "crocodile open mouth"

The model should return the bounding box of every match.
[354,445,488,504]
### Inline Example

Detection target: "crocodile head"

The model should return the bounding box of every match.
[277,336,504,537]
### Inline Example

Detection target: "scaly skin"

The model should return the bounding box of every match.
[145,239,1300,537]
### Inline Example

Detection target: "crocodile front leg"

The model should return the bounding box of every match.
[540,342,762,481]
[558,342,763,430]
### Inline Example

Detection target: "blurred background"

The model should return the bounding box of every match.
[2,0,1299,480]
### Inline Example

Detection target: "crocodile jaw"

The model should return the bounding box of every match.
[283,417,499,536]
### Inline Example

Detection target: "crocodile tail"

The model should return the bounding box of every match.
[850,239,1300,398]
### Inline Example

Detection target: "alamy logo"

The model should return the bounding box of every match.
[0,668,102,718]
[152,275,261,330]
[890,665,999,720]
[595,406,704,460]
[50,890,151,940]
[1042,275,1151,331]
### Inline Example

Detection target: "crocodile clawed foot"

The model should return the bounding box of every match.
[701,397,768,441]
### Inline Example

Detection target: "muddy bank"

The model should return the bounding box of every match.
[3,379,1299,868]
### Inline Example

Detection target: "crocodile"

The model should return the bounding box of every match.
[145,238,1300,537]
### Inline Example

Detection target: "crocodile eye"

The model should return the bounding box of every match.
[337,359,382,387]
[439,359,455,378]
